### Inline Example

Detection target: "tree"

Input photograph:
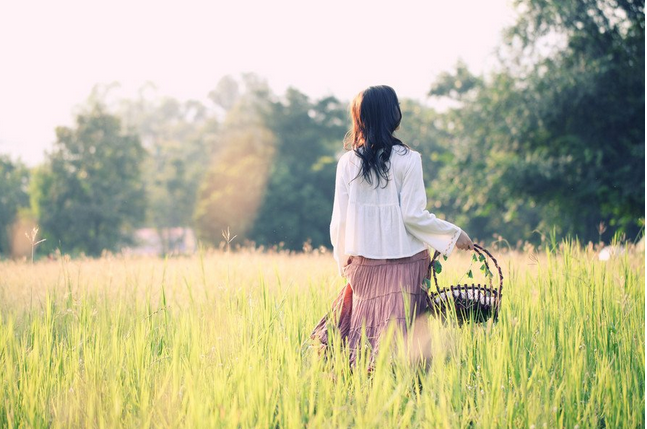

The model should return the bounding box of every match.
[193,100,275,245]
[0,156,29,256]
[208,75,241,112]
[503,0,645,240]
[193,75,277,246]
[249,89,347,249]
[428,0,644,244]
[32,105,145,255]
[117,85,217,252]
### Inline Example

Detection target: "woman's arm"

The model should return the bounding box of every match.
[330,158,349,276]
[400,151,472,255]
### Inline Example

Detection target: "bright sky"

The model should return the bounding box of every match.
[0,0,516,166]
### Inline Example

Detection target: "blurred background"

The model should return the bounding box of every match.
[0,0,644,258]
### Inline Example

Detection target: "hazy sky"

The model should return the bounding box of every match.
[0,0,516,166]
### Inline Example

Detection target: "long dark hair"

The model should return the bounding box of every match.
[344,85,408,187]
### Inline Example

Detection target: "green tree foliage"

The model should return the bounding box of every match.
[208,74,241,112]
[248,89,347,250]
[32,106,145,255]
[430,69,548,243]
[0,156,29,255]
[429,0,644,244]
[117,84,216,252]
[194,88,275,245]
[195,82,347,250]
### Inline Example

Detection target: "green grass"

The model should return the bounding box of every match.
[0,242,644,428]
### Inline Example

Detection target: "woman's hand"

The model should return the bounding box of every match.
[456,230,474,251]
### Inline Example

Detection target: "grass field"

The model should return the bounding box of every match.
[0,242,644,428]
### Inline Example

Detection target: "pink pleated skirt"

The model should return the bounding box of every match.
[311,249,432,366]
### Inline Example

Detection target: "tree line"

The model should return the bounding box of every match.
[0,0,643,258]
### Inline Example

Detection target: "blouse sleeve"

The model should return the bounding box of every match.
[400,152,461,257]
[330,157,349,276]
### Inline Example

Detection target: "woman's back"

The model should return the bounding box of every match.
[331,145,461,275]
[336,146,425,258]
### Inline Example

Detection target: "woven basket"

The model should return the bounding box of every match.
[427,244,504,324]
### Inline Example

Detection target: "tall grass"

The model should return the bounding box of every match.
[0,242,643,427]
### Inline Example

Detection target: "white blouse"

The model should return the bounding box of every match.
[330,146,462,276]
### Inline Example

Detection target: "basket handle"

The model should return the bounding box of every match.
[429,244,504,298]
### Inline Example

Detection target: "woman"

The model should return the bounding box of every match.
[311,85,473,366]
